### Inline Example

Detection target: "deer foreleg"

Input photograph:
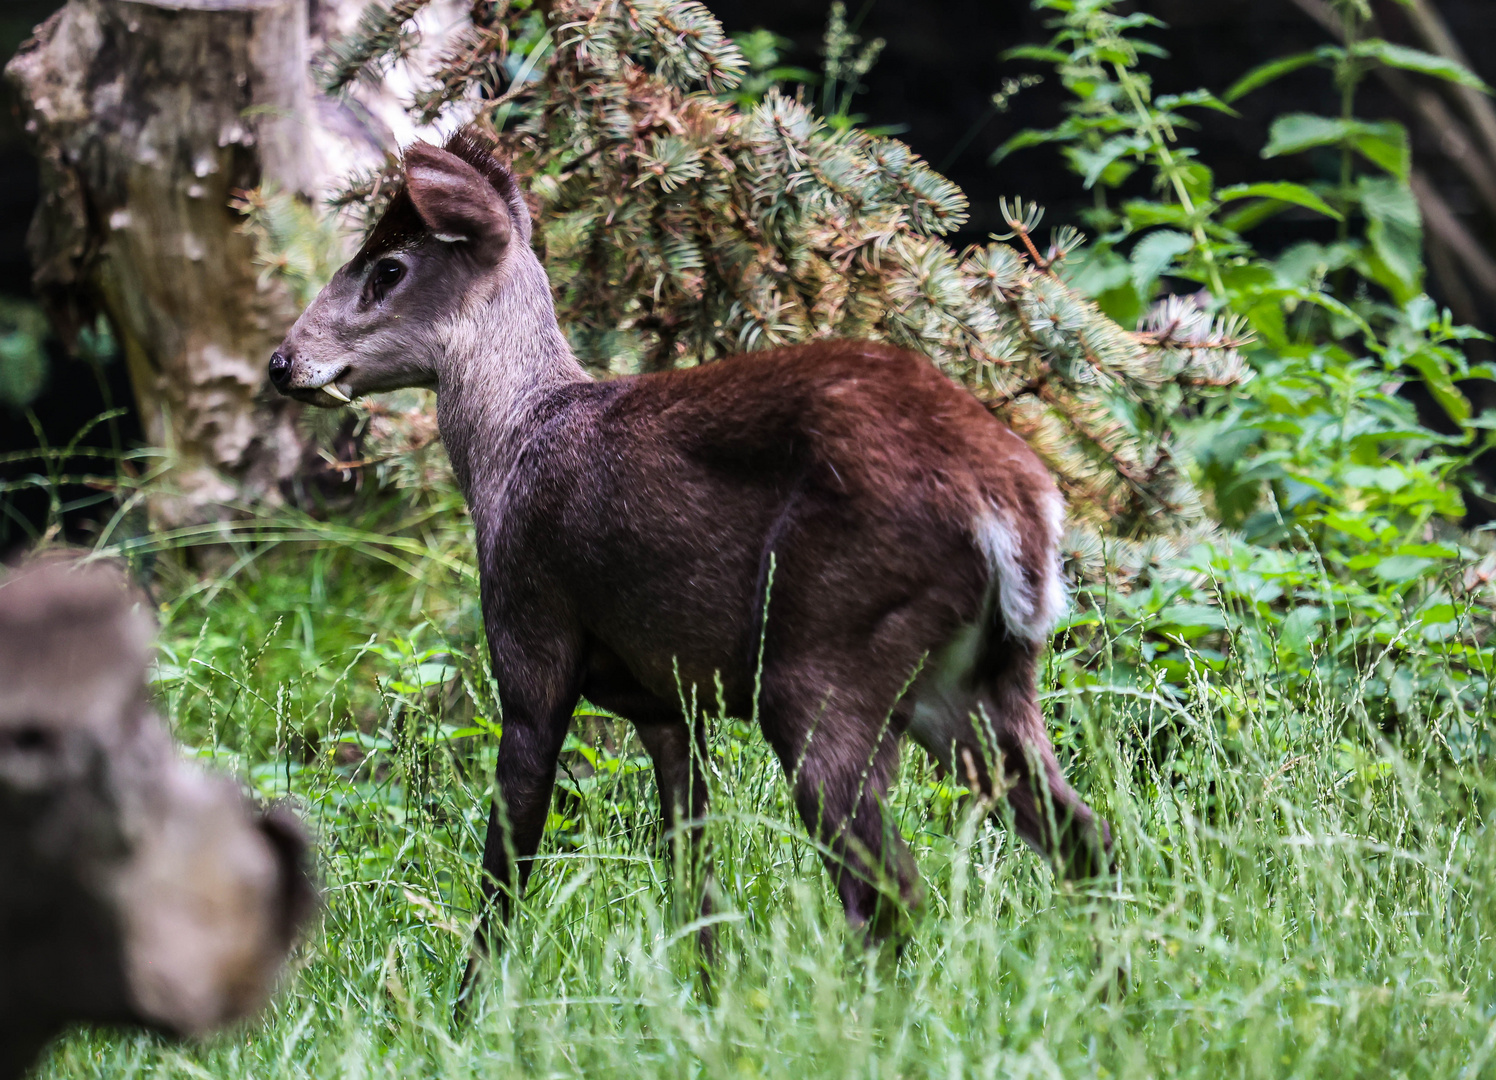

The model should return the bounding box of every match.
[460,622,582,1004]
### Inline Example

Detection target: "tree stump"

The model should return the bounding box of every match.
[6,0,326,525]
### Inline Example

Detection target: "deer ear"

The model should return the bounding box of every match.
[403,142,512,252]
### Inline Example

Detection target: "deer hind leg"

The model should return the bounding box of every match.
[760,671,922,941]
[632,718,716,959]
[909,637,1112,881]
[989,642,1112,880]
[581,647,715,958]
[995,711,1112,881]
[632,720,710,851]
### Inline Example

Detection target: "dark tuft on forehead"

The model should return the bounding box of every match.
[355,127,531,265]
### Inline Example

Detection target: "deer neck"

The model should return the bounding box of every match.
[434,249,588,497]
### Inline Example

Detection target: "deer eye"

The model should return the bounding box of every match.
[368,258,405,301]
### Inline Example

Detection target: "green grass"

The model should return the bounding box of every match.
[32,539,1496,1080]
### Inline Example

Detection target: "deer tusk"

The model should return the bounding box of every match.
[322,383,351,404]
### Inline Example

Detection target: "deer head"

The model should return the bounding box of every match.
[268,134,537,407]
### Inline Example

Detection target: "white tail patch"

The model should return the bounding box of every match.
[971,490,1067,641]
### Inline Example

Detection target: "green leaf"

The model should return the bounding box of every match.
[1351,121,1412,180]
[1129,229,1194,293]
[442,726,489,740]
[1067,134,1149,189]
[1262,114,1410,180]
[1358,176,1423,297]
[1001,45,1069,64]
[1091,281,1147,329]
[1403,293,1440,333]
[1155,90,1240,117]
[1262,113,1353,157]
[1113,11,1167,32]
[1322,511,1379,542]
[1062,245,1132,295]
[1122,200,1191,228]
[0,300,49,409]
[1373,555,1434,583]
[1224,47,1340,102]
[1389,668,1415,715]
[1341,465,1409,493]
[1352,39,1492,92]
[1217,182,1343,221]
[1394,542,1460,559]
[1216,262,1277,292]
[1160,604,1226,630]
[1405,347,1469,424]
[1280,605,1323,654]
[1176,162,1215,206]
[1245,299,1289,349]
[991,126,1061,163]
[1220,198,1293,235]
[1272,240,1357,288]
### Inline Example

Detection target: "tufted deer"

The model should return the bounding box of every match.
[0,555,315,1080]
[270,131,1112,968]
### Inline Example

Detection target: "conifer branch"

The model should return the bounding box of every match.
[316,0,432,94]
[317,0,1248,582]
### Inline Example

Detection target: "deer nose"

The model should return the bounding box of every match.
[268,350,292,388]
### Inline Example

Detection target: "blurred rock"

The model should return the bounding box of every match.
[0,555,316,1080]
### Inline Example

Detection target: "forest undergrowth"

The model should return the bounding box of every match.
[20,527,1495,1080]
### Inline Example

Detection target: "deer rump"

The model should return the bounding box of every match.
[477,338,1105,939]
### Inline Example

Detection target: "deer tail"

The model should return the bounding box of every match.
[970,484,1068,642]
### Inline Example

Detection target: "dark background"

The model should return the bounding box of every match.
[705,0,1496,258]
[0,3,54,302]
[4,0,1495,541]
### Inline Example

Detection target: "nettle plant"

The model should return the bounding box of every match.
[1001,0,1496,746]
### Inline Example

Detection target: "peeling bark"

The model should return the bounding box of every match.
[5,0,329,524]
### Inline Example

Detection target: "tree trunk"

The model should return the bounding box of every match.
[5,0,324,526]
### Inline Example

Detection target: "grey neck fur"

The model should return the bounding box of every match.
[434,246,588,499]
